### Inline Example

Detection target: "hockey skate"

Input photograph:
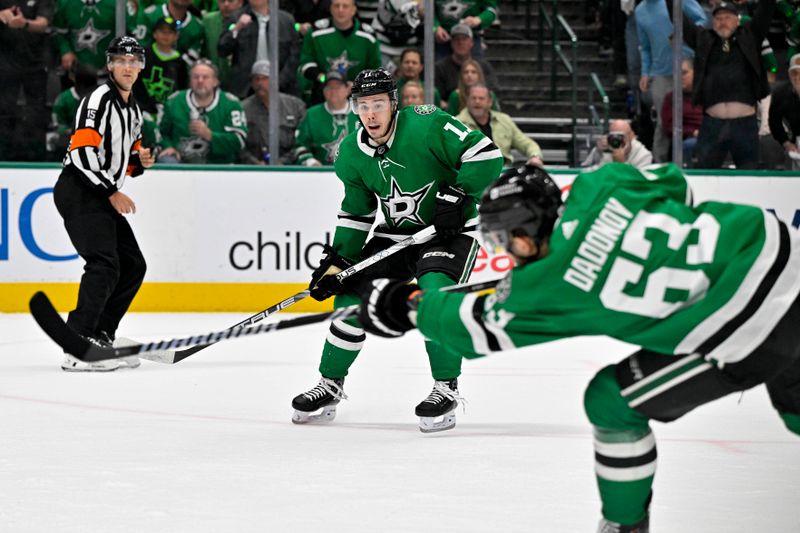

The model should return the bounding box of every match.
[61,335,120,372]
[291,377,347,424]
[103,333,141,369]
[415,379,463,433]
[596,514,650,533]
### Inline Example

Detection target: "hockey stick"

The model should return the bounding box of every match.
[148,225,437,363]
[28,276,500,364]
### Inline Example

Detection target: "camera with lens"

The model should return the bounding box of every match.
[607,132,626,150]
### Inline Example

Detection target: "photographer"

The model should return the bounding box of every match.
[581,119,653,169]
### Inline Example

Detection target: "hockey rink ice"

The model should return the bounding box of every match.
[1,311,798,532]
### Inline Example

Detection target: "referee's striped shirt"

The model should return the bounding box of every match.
[64,80,144,195]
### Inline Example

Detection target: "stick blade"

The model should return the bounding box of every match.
[28,291,115,362]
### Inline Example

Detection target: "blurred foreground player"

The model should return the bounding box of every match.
[291,68,503,432]
[54,36,155,372]
[358,162,800,530]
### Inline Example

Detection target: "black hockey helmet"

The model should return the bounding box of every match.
[350,68,398,108]
[106,36,146,68]
[479,164,563,256]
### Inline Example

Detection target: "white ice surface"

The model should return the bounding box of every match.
[1,312,798,533]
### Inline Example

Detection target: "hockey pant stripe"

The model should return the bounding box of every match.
[621,354,713,407]
[326,321,366,352]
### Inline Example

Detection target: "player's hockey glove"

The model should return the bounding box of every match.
[309,245,355,301]
[433,183,468,239]
[358,278,422,338]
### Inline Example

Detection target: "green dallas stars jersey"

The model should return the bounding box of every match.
[435,0,498,32]
[53,0,138,69]
[415,163,800,365]
[133,3,205,59]
[293,103,358,165]
[297,18,381,101]
[158,88,246,164]
[332,104,504,261]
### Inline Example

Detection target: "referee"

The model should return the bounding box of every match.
[54,36,155,372]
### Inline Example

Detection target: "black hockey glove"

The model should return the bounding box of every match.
[309,245,355,301]
[358,279,421,338]
[433,183,468,239]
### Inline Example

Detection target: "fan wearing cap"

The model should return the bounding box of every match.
[681,0,776,169]
[293,70,359,165]
[433,23,498,104]
[289,68,504,433]
[768,53,800,168]
[133,15,189,147]
[134,0,205,66]
[240,59,306,165]
[432,0,498,61]
[53,36,156,372]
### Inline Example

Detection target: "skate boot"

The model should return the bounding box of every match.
[291,377,347,424]
[415,379,463,433]
[61,335,120,372]
[100,331,141,369]
[596,514,650,533]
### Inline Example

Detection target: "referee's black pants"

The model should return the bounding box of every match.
[53,168,146,339]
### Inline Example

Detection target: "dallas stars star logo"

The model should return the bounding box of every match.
[440,0,468,21]
[380,177,432,226]
[322,129,347,164]
[326,50,356,76]
[75,18,111,54]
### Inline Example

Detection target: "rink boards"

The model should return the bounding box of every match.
[1,164,799,312]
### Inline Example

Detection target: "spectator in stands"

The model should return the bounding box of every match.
[294,70,358,165]
[396,48,441,105]
[158,59,247,164]
[134,16,189,115]
[456,83,542,165]
[769,53,800,169]
[355,0,378,25]
[582,118,653,169]
[54,0,136,72]
[434,23,497,105]
[635,0,707,163]
[371,0,422,71]
[283,0,331,35]
[201,0,244,88]
[135,0,205,64]
[0,0,52,162]
[219,0,299,99]
[433,0,499,60]
[599,0,629,88]
[241,60,306,165]
[447,58,499,114]
[776,0,800,60]
[400,80,425,107]
[49,65,98,159]
[683,0,775,169]
[297,0,381,104]
[661,57,704,166]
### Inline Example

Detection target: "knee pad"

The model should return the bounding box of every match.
[584,365,649,430]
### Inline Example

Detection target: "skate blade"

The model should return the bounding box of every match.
[418,410,457,433]
[61,364,120,373]
[292,405,338,425]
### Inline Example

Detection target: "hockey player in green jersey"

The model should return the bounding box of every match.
[358,162,800,531]
[158,60,246,164]
[291,68,504,432]
[293,70,358,166]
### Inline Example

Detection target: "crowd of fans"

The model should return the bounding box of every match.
[2,0,800,169]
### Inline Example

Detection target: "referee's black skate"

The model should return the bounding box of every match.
[415,379,463,433]
[291,377,347,424]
